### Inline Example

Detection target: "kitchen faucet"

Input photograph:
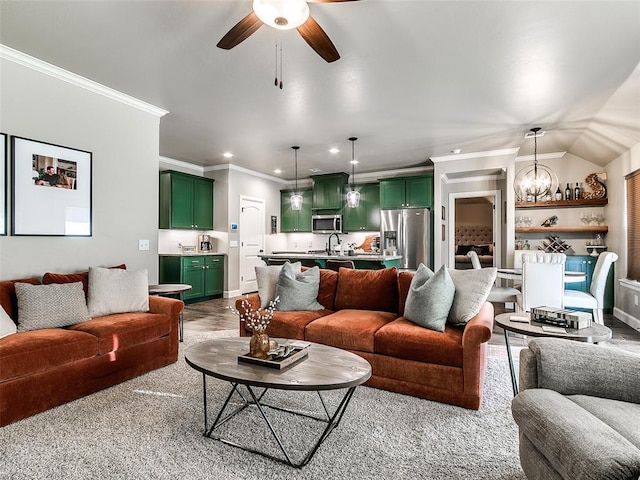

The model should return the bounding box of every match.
[327,233,341,255]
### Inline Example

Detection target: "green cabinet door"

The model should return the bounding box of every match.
[193,177,214,230]
[379,179,406,209]
[405,174,433,207]
[311,173,349,210]
[181,256,206,300]
[204,256,224,295]
[343,183,380,231]
[159,171,214,229]
[281,188,312,232]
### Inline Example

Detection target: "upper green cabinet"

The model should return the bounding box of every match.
[343,183,380,232]
[280,188,312,232]
[379,174,433,209]
[311,173,349,210]
[159,170,214,230]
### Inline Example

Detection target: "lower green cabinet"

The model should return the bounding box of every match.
[565,255,614,313]
[159,255,224,303]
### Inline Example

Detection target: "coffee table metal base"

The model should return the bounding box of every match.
[200,374,358,468]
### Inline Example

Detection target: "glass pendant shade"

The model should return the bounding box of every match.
[346,189,360,208]
[253,0,310,30]
[290,193,303,211]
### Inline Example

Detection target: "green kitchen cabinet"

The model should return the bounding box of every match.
[311,173,349,210]
[280,188,312,232]
[159,170,214,230]
[159,255,225,303]
[379,174,433,209]
[565,255,615,313]
[343,183,380,232]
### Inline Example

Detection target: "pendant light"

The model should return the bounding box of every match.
[514,127,558,202]
[346,137,360,208]
[290,146,303,211]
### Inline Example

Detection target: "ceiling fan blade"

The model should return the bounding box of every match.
[217,11,263,50]
[297,16,340,63]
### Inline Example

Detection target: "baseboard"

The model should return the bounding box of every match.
[224,289,241,299]
[613,307,640,332]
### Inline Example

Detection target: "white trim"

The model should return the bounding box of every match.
[431,148,519,163]
[619,278,640,292]
[0,44,169,117]
[443,172,506,184]
[206,163,288,184]
[515,152,567,163]
[224,289,242,299]
[613,307,640,332]
[159,156,204,174]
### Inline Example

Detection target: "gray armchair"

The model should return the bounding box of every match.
[511,338,640,479]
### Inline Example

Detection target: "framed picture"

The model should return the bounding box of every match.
[11,136,92,236]
[0,133,6,236]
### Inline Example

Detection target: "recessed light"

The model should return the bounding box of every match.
[223,152,234,158]
[350,160,359,165]
[309,168,322,173]
[274,169,282,174]
[329,148,340,154]
[451,149,461,154]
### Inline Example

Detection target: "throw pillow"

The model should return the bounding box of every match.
[456,245,473,255]
[42,264,127,296]
[0,305,17,338]
[472,245,491,256]
[87,267,149,317]
[447,267,497,326]
[275,263,323,311]
[334,267,399,312]
[255,262,301,308]
[15,282,90,332]
[404,264,455,332]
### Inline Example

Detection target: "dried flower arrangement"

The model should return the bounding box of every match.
[229,296,280,333]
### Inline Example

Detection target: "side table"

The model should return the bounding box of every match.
[494,312,612,396]
[148,283,192,342]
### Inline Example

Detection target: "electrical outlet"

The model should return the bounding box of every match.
[634,294,639,307]
[138,239,150,251]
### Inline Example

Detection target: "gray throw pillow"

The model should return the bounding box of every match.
[404,264,455,332]
[87,267,149,317]
[447,267,497,325]
[255,262,301,308]
[15,282,91,332]
[275,263,323,311]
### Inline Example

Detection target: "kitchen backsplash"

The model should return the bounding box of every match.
[158,229,220,253]
[284,231,379,252]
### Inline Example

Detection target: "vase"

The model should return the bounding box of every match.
[249,331,270,359]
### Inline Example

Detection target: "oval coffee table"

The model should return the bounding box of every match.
[185,337,372,468]
[495,312,612,396]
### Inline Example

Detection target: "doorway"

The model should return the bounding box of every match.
[448,190,501,269]
[239,196,265,294]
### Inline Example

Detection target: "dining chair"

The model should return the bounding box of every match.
[325,259,355,271]
[563,252,618,324]
[267,258,290,266]
[516,253,566,312]
[467,250,521,311]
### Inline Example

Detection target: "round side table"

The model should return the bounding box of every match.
[148,284,192,342]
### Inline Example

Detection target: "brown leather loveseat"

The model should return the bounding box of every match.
[236,267,494,410]
[0,269,183,427]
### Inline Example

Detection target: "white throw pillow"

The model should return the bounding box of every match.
[15,282,91,332]
[255,262,301,308]
[87,267,149,317]
[447,267,497,326]
[0,305,17,338]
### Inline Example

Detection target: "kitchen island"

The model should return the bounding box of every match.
[263,252,402,270]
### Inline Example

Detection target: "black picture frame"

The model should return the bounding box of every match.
[0,132,6,236]
[11,136,92,236]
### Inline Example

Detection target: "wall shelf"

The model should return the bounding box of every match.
[515,198,608,209]
[515,226,608,234]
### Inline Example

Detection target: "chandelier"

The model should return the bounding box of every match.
[514,127,557,202]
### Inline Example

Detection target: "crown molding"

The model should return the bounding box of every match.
[0,44,169,117]
[159,156,204,174]
[515,151,567,163]
[206,163,288,184]
[430,148,520,163]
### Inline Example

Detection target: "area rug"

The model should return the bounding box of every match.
[0,331,525,480]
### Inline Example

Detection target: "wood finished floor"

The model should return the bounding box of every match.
[182,297,640,357]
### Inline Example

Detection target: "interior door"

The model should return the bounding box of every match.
[239,196,265,294]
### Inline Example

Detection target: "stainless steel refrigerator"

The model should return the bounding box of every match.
[380,208,430,270]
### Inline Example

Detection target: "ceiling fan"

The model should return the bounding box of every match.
[217,0,359,63]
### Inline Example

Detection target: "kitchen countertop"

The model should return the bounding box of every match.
[264,252,402,261]
[159,252,226,256]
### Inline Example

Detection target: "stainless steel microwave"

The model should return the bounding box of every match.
[311,215,342,234]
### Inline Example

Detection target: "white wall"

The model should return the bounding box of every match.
[0,57,163,281]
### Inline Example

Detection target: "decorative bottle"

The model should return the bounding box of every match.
[564,183,572,201]
[555,186,562,201]
[524,240,530,250]
[574,182,581,200]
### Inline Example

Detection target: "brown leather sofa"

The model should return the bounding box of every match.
[236,267,494,410]
[0,272,183,427]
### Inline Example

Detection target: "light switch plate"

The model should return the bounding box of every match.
[230,240,238,248]
[138,239,150,251]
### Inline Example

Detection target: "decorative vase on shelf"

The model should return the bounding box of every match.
[249,331,270,359]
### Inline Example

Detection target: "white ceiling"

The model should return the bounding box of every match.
[1,1,639,180]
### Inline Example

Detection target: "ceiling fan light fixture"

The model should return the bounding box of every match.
[253,0,310,30]
[346,137,360,208]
